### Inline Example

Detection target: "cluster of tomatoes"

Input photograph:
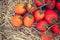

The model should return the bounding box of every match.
[10,0,60,40]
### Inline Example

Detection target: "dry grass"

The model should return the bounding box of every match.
[0,0,60,40]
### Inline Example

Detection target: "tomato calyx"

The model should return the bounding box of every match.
[46,31,50,37]
[46,1,51,5]
[58,22,60,29]
[31,4,34,7]
[44,23,48,28]
[29,15,33,19]
[58,22,60,24]
[39,12,43,14]
[58,26,60,29]
[39,0,43,2]
[23,6,26,9]
[52,18,57,23]
[50,6,53,9]
[46,0,52,5]
[19,16,22,20]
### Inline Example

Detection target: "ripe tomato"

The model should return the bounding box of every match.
[45,10,58,24]
[56,2,60,11]
[36,20,48,31]
[46,0,56,9]
[23,15,34,27]
[11,15,23,27]
[27,2,35,11]
[34,0,46,7]
[34,10,45,21]
[14,3,26,15]
[40,31,53,40]
[51,24,60,34]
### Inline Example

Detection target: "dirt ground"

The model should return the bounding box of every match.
[0,0,60,40]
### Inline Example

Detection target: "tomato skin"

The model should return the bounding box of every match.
[40,31,53,40]
[46,0,56,9]
[34,10,45,21]
[45,10,58,24]
[34,0,46,7]
[14,3,27,15]
[51,24,60,34]
[36,20,48,31]
[56,2,60,11]
[11,15,23,27]
[23,15,34,27]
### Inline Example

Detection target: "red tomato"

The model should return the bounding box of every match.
[51,24,60,34]
[34,10,45,21]
[36,20,48,31]
[56,2,60,11]
[46,0,56,9]
[40,31,53,40]
[45,10,58,24]
[34,0,46,7]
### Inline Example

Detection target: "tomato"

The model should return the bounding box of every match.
[46,0,56,9]
[23,15,34,27]
[45,10,58,24]
[34,10,45,21]
[11,15,23,27]
[36,20,48,31]
[51,24,60,34]
[34,0,46,7]
[27,2,35,11]
[40,31,53,40]
[56,2,60,11]
[14,3,26,15]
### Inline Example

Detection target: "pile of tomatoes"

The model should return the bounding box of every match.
[10,0,60,40]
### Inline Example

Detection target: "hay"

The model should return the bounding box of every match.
[0,0,60,40]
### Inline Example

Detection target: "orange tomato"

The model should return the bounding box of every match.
[34,10,45,21]
[27,3,35,11]
[14,3,26,15]
[23,15,34,27]
[10,15,23,27]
